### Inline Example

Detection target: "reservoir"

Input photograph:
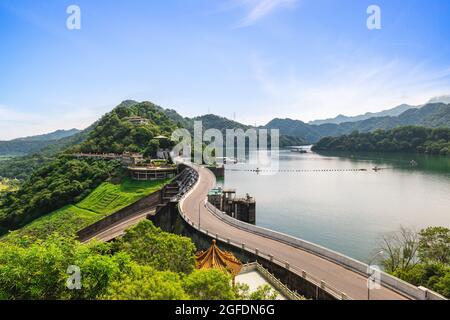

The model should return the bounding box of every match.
[218,150,450,262]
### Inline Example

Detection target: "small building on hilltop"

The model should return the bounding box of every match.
[128,165,177,181]
[124,116,149,125]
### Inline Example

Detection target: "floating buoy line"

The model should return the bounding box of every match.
[224,166,413,173]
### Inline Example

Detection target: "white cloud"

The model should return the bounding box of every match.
[240,54,450,125]
[0,104,98,140]
[234,0,297,28]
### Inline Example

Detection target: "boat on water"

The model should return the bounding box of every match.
[290,147,308,153]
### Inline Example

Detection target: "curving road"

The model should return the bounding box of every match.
[179,164,408,300]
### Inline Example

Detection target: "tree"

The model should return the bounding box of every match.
[235,283,279,300]
[183,269,235,300]
[144,139,160,158]
[379,226,420,273]
[0,236,125,300]
[419,227,450,264]
[103,265,188,300]
[114,220,196,274]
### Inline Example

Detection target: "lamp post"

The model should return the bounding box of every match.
[198,199,203,230]
[367,250,384,300]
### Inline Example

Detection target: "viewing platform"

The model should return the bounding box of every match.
[128,165,178,181]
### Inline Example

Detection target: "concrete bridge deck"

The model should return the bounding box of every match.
[179,163,409,300]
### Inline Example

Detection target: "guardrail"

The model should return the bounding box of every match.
[175,161,446,301]
[240,262,306,300]
[180,208,350,300]
[204,202,446,301]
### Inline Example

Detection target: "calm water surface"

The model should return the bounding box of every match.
[217,150,450,262]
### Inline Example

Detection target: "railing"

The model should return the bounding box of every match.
[179,207,350,300]
[240,262,306,300]
[204,202,447,301]
[175,161,446,301]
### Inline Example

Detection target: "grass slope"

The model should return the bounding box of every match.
[3,178,169,242]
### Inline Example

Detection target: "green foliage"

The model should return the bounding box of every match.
[72,102,178,154]
[0,157,121,234]
[183,269,235,300]
[313,126,450,155]
[0,129,80,157]
[114,220,196,274]
[143,139,160,158]
[0,154,51,180]
[103,265,188,300]
[268,103,450,143]
[235,283,279,300]
[419,227,450,265]
[0,236,125,300]
[0,221,237,301]
[381,226,450,298]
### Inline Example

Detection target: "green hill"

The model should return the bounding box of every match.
[71,101,179,155]
[266,103,450,143]
[312,126,450,155]
[2,178,168,242]
[0,100,182,234]
[0,129,81,156]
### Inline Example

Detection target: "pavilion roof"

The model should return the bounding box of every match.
[195,240,242,277]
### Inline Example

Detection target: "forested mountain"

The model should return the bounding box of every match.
[14,129,80,142]
[70,101,179,155]
[309,104,415,125]
[312,126,450,155]
[428,95,450,104]
[266,103,450,143]
[0,126,94,180]
[0,129,81,156]
[0,101,182,234]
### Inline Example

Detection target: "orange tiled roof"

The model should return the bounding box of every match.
[195,240,242,277]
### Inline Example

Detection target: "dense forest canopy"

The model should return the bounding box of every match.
[312,126,450,155]
[71,101,179,155]
[266,103,450,144]
[0,129,80,156]
[0,221,242,300]
[380,226,450,298]
[0,157,121,234]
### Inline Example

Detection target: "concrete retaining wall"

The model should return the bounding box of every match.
[150,203,337,300]
[76,190,162,242]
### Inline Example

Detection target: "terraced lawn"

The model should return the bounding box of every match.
[3,178,169,242]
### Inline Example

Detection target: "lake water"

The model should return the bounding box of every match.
[217,150,450,262]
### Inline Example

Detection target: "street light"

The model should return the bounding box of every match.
[198,199,204,230]
[367,250,384,300]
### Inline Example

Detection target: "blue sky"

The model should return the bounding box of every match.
[1,0,450,139]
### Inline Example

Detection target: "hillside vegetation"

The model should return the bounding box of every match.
[312,126,450,155]
[0,157,122,234]
[0,221,239,300]
[72,101,178,155]
[0,129,80,156]
[3,178,168,242]
[266,103,450,143]
[0,101,184,234]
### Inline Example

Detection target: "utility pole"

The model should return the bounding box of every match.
[367,250,384,300]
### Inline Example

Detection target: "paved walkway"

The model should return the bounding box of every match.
[179,164,408,300]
